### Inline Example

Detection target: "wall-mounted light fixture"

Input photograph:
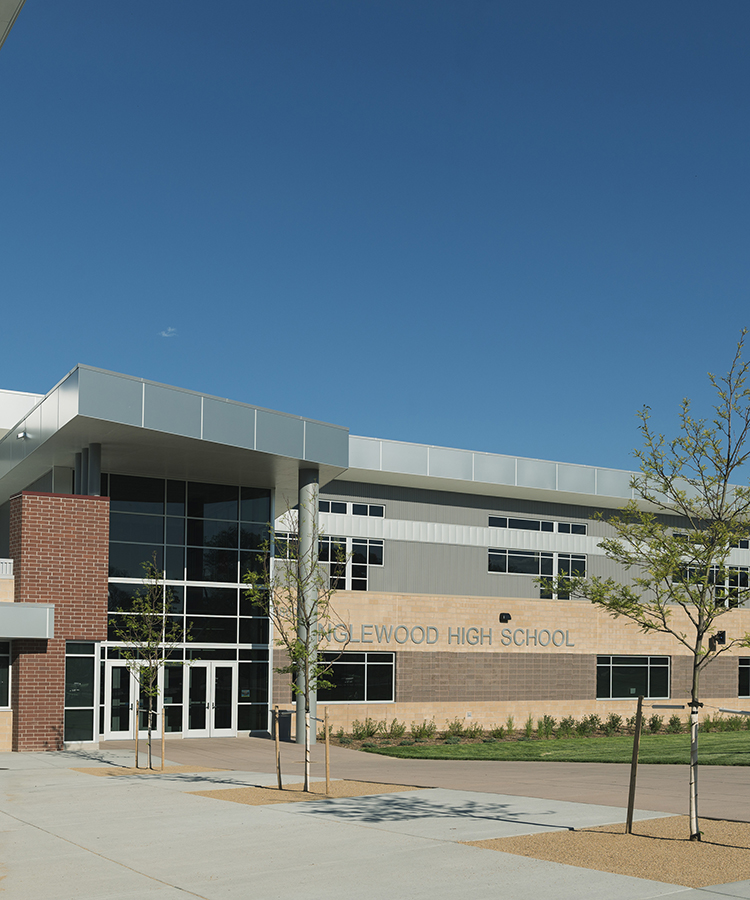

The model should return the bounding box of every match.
[16,431,28,440]
[498,612,512,623]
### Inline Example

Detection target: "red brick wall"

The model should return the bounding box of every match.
[10,492,109,750]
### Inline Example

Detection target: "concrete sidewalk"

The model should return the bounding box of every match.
[1,742,748,900]
[103,735,750,821]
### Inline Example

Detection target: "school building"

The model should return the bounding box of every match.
[1,365,748,750]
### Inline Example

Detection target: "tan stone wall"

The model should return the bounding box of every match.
[325,591,750,658]
[0,577,13,602]
[0,710,12,750]
[315,590,750,733]
[316,696,747,734]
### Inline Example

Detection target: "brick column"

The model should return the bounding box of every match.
[10,492,109,751]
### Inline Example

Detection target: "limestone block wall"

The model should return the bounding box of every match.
[310,590,750,734]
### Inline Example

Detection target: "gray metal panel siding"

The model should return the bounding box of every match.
[557,464,597,494]
[202,396,255,449]
[57,368,79,427]
[256,409,304,459]
[349,436,381,469]
[381,441,429,476]
[370,540,540,598]
[143,383,202,438]
[429,446,473,480]
[78,368,143,427]
[473,453,516,486]
[304,420,348,468]
[323,480,602,528]
[0,603,54,639]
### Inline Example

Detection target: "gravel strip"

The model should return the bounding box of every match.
[190,780,421,805]
[466,816,750,888]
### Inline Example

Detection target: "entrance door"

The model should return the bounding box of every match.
[103,662,165,741]
[185,662,237,738]
[103,663,137,740]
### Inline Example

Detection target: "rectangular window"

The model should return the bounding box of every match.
[596,656,670,699]
[64,642,97,742]
[317,651,394,702]
[319,500,385,517]
[0,641,9,707]
[489,549,585,596]
[489,515,586,535]
[740,659,750,698]
[278,535,385,591]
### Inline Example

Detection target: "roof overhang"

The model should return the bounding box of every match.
[0,367,349,512]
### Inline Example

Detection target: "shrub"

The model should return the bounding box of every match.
[489,724,506,740]
[558,716,575,737]
[383,718,407,739]
[446,718,465,737]
[351,717,379,740]
[339,735,353,746]
[465,721,484,739]
[537,715,556,739]
[524,715,535,739]
[648,714,663,734]
[586,714,602,733]
[398,740,414,746]
[625,715,637,734]
[361,741,377,750]
[410,720,437,741]
[603,713,622,736]
[667,714,683,734]
[576,717,592,737]
[505,715,515,735]
[444,735,461,745]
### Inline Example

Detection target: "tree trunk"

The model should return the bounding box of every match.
[689,651,701,841]
[147,692,153,770]
[304,710,311,792]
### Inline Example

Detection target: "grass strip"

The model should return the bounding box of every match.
[364,731,750,764]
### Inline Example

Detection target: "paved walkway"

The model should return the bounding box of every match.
[1,737,748,899]
[103,735,750,821]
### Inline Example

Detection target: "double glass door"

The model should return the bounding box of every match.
[103,660,237,740]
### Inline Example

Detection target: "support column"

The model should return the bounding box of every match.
[74,453,82,495]
[80,448,89,497]
[87,444,101,496]
[296,468,319,745]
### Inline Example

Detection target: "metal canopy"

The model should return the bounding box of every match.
[0,366,349,511]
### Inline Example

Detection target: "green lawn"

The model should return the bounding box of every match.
[364,731,750,765]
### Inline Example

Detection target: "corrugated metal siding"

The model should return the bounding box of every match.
[324,480,607,528]
[370,541,540,598]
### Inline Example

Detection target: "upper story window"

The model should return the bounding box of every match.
[319,500,385,517]
[678,564,750,608]
[488,549,586,599]
[489,515,586,535]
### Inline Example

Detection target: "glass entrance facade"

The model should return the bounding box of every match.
[102,474,271,736]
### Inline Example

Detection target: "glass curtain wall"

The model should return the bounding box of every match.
[103,474,271,733]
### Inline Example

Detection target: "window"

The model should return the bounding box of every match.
[488,548,585,597]
[678,565,749,608]
[0,642,9,707]
[740,659,750,698]
[65,642,97,741]
[489,516,586,535]
[317,652,394,702]
[596,656,669,699]
[320,536,384,590]
[319,500,385,517]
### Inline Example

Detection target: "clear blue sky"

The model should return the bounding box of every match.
[2,1,749,471]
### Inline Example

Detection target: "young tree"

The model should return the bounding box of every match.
[110,557,184,769]
[244,504,347,791]
[549,335,750,841]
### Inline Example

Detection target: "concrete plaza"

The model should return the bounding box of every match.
[1,737,749,899]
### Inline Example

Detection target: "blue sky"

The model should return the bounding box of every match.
[1,1,749,471]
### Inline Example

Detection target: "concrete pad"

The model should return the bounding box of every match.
[0,750,738,900]
[281,788,668,842]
